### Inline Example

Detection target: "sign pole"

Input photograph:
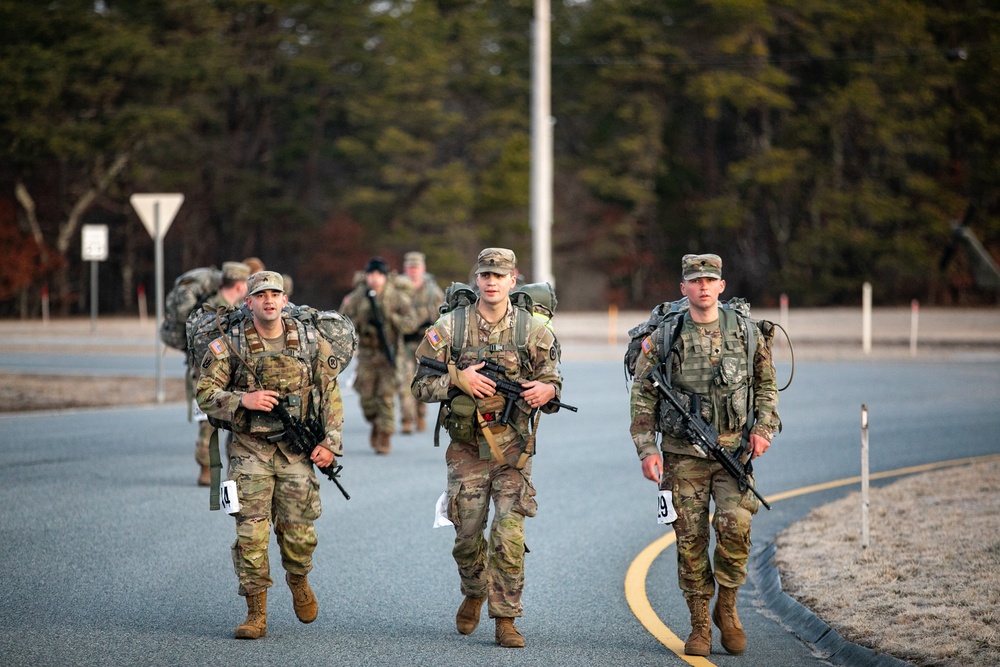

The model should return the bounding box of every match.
[129,193,184,405]
[81,224,109,335]
[154,202,165,403]
[90,261,98,333]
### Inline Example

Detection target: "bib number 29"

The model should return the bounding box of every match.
[657,489,677,525]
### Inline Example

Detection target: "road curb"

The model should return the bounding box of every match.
[751,541,915,667]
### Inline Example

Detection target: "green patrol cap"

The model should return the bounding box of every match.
[681,254,723,280]
[247,271,284,295]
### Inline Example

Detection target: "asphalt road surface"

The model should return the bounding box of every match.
[1,352,999,666]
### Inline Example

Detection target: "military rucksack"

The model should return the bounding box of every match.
[188,302,357,384]
[510,282,558,319]
[624,296,793,390]
[160,267,222,351]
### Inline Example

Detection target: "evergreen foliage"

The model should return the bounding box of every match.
[1,0,997,315]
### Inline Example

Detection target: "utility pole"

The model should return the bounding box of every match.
[530,0,554,286]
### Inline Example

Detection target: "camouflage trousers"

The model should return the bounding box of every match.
[195,419,213,466]
[445,439,538,619]
[662,452,760,601]
[229,448,322,597]
[396,342,426,428]
[354,349,398,433]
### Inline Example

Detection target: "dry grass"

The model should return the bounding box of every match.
[776,457,1000,666]
[0,374,186,412]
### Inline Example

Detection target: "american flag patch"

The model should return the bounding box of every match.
[641,336,653,355]
[427,327,442,346]
[209,339,226,356]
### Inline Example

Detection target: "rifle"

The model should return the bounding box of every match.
[266,402,351,500]
[366,289,396,366]
[647,366,771,510]
[418,356,578,426]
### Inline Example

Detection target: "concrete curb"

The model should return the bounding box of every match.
[751,541,915,667]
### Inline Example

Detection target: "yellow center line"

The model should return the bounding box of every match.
[623,453,1000,665]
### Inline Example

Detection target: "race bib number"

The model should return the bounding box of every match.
[433,491,454,528]
[192,398,208,422]
[220,480,241,515]
[657,489,677,525]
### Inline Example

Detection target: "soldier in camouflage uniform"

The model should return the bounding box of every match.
[197,271,346,640]
[398,251,445,435]
[411,248,563,649]
[629,254,781,658]
[339,257,419,455]
[189,261,250,486]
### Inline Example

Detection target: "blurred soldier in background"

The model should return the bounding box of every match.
[398,251,444,434]
[340,257,418,454]
[188,261,250,485]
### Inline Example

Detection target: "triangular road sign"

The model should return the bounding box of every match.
[130,193,184,240]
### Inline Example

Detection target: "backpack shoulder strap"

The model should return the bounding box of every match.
[658,312,686,383]
[449,304,469,363]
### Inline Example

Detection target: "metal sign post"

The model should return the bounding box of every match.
[81,224,109,333]
[130,193,184,403]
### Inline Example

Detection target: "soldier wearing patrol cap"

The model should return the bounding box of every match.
[197,270,347,640]
[398,251,445,435]
[629,253,781,657]
[411,247,564,648]
[189,261,251,486]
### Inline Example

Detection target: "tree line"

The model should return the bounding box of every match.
[1,0,998,317]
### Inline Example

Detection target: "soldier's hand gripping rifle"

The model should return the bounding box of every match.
[418,356,578,426]
[266,402,351,500]
[366,289,396,366]
[647,366,771,510]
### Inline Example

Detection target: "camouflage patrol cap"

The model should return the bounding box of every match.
[681,253,723,280]
[246,270,284,295]
[222,261,251,282]
[403,251,426,268]
[475,247,516,276]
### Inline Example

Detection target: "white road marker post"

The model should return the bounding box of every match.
[862,282,872,356]
[861,404,870,550]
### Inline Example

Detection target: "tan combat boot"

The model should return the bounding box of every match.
[197,464,211,487]
[713,585,747,655]
[235,590,267,639]
[684,597,711,656]
[455,595,485,635]
[416,415,426,432]
[375,431,391,455]
[401,421,413,435]
[495,617,525,648]
[286,573,318,624]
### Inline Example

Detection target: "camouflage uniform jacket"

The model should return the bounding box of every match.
[411,301,562,455]
[629,311,780,461]
[339,275,419,359]
[196,315,345,461]
[403,275,445,346]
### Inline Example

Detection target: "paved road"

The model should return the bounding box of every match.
[2,345,998,666]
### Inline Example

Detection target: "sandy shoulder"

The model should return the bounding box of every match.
[0,374,186,412]
[776,456,1000,667]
